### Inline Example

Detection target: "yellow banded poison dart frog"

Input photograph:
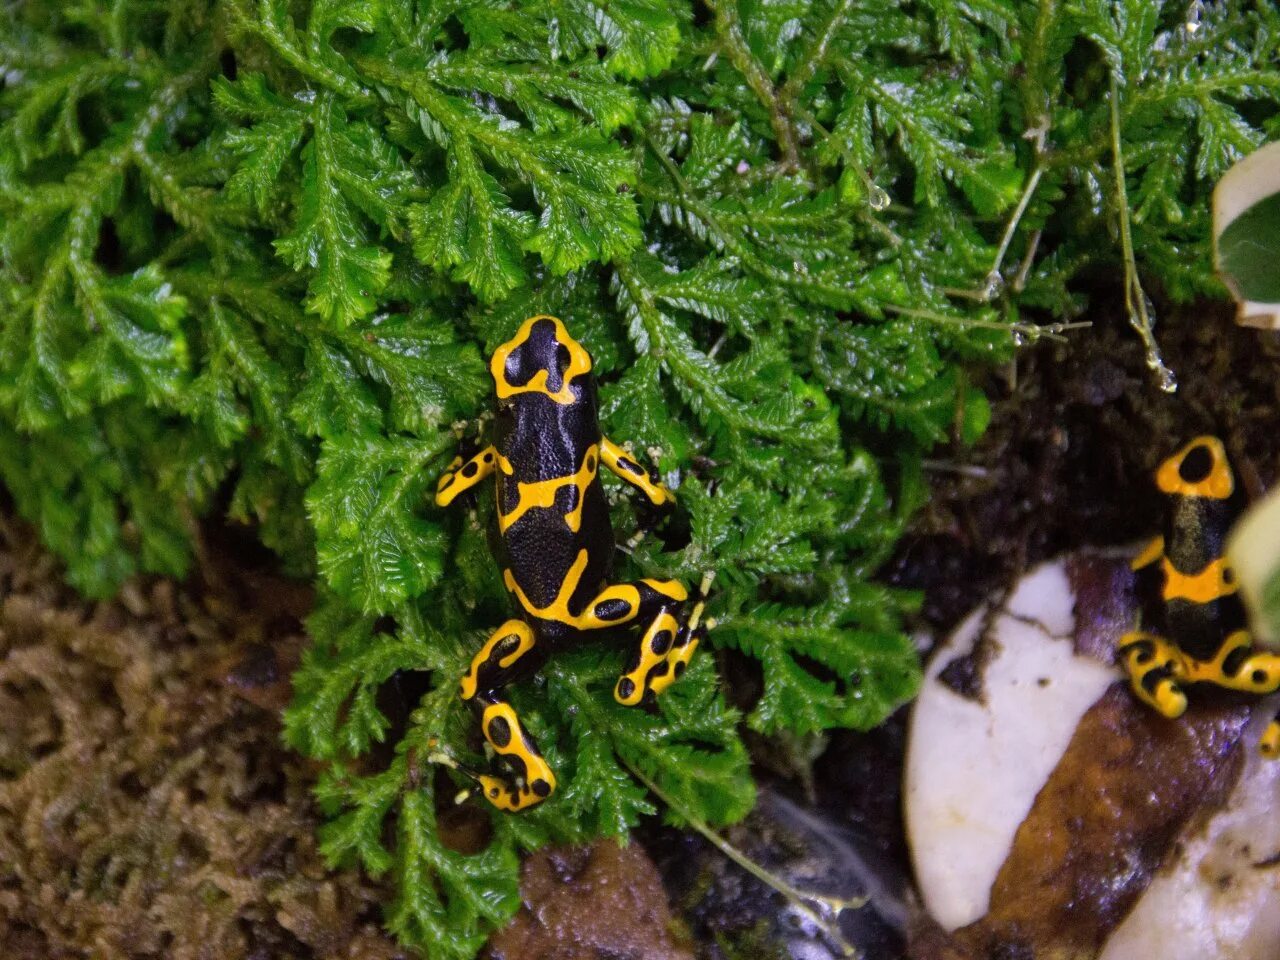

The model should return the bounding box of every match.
[1119,435,1280,756]
[435,315,713,811]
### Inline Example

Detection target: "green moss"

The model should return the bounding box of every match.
[1,0,1277,954]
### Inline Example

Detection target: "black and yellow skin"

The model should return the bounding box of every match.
[1119,436,1280,756]
[435,315,710,811]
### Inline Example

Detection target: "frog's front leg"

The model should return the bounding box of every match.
[459,619,555,812]
[436,446,497,507]
[1118,630,1189,718]
[601,437,674,506]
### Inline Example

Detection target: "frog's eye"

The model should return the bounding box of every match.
[1156,436,1234,500]
[1179,446,1213,483]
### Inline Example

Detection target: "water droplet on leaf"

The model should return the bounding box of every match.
[1185,0,1205,34]
[1128,292,1177,393]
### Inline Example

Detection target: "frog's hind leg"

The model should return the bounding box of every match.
[614,572,715,707]
[650,571,716,697]
[1190,630,1280,695]
[1118,630,1188,718]
[459,620,555,812]
[472,695,557,812]
[460,619,539,702]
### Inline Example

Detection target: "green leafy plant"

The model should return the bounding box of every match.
[1,1,1276,955]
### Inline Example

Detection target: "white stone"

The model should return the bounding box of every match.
[905,560,1119,930]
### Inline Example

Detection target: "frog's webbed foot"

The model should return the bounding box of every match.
[1119,631,1188,719]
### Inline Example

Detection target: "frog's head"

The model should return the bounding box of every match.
[490,315,593,406]
[1156,435,1235,500]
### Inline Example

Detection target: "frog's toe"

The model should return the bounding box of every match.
[476,774,554,812]
[614,674,644,706]
[1260,716,1280,760]
[650,625,702,697]
[1135,663,1188,718]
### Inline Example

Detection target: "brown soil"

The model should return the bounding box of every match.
[486,840,695,960]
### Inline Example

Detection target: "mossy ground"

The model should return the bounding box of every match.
[0,520,406,960]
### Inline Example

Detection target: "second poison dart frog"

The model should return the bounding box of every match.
[435,315,712,811]
[1119,435,1280,755]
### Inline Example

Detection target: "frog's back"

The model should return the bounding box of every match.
[488,316,615,633]
[1148,437,1248,661]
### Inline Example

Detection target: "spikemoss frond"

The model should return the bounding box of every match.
[1,0,1276,955]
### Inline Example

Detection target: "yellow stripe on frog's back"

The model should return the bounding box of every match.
[1161,556,1237,605]
[498,445,599,534]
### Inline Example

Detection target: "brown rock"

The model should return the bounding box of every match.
[951,687,1248,960]
[487,840,694,960]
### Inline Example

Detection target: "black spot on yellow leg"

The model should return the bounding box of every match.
[474,700,556,812]
[601,436,674,506]
[435,456,464,499]
[653,621,704,697]
[616,572,715,704]
[460,620,536,701]
[436,446,497,507]
[1119,630,1188,718]
[653,571,715,695]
